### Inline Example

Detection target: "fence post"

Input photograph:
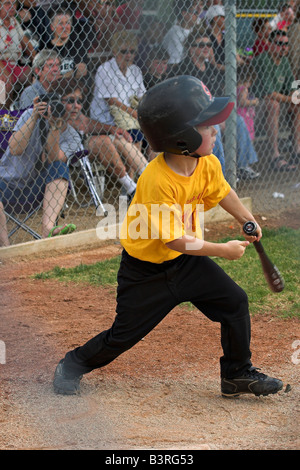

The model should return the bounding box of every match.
[224,0,237,189]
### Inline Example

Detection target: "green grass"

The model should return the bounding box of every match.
[213,227,300,318]
[33,227,300,318]
[34,255,122,286]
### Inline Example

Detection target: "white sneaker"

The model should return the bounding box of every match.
[238,166,260,180]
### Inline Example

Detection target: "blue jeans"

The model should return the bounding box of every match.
[0,161,69,213]
[213,125,225,174]
[236,115,258,168]
[213,117,258,172]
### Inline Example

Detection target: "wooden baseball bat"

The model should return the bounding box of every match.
[243,221,285,293]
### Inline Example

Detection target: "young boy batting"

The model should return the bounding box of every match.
[53,76,283,398]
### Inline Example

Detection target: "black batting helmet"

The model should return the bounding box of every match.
[137,75,234,156]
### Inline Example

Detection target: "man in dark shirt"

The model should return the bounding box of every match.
[169,25,225,96]
[252,29,299,170]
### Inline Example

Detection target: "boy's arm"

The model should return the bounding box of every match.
[218,189,262,241]
[166,189,260,260]
[166,236,249,260]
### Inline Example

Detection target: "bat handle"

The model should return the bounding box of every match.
[243,221,258,237]
[243,221,264,253]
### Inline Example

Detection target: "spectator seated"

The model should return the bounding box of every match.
[0,0,36,107]
[16,0,51,50]
[0,93,80,247]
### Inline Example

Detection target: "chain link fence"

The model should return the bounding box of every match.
[0,0,299,247]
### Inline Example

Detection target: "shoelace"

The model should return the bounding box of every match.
[245,367,267,379]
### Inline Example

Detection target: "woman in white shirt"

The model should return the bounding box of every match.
[90,30,156,161]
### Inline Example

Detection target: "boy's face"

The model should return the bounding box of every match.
[194,125,218,156]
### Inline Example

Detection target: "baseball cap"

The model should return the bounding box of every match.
[206,5,225,22]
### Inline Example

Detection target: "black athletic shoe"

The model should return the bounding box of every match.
[221,367,283,398]
[53,360,82,395]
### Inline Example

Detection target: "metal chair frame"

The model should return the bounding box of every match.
[67,150,108,216]
[4,202,43,240]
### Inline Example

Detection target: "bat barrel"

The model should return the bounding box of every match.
[243,221,285,293]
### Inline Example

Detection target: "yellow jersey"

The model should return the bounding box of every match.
[120,153,231,263]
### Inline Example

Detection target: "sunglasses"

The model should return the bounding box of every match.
[274,41,289,47]
[62,97,83,105]
[119,49,136,55]
[191,42,212,48]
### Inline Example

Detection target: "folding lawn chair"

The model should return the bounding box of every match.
[0,108,43,241]
[0,109,108,244]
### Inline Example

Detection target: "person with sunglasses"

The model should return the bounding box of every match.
[90,30,156,161]
[168,25,260,180]
[167,24,226,174]
[252,29,299,171]
[55,78,148,201]
[0,86,82,246]
[170,24,224,97]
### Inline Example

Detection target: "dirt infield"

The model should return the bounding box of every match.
[0,214,299,451]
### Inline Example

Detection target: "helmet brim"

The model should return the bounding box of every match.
[189,97,234,127]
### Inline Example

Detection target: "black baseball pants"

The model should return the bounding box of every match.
[64,249,252,378]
